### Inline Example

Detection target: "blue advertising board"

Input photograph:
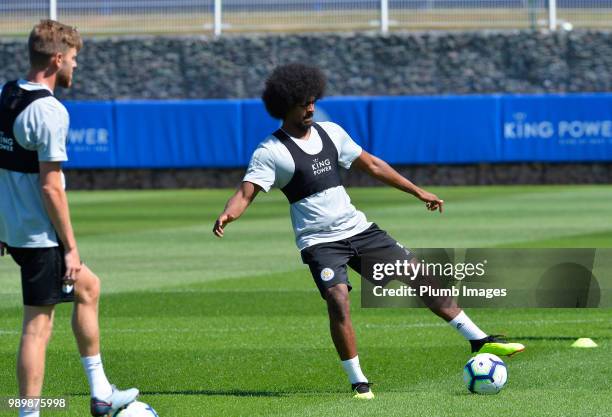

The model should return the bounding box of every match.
[501,94,612,162]
[62,94,612,169]
[113,100,243,168]
[370,95,501,164]
[64,101,115,169]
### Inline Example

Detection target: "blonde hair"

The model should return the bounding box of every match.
[28,19,82,68]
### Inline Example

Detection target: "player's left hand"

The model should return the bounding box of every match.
[213,213,235,238]
[418,191,444,213]
[0,241,6,256]
[63,247,82,284]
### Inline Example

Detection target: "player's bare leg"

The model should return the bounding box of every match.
[71,265,139,416]
[18,305,55,398]
[325,284,373,399]
[325,284,357,360]
[409,259,524,356]
[72,265,101,357]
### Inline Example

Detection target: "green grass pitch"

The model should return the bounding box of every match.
[0,185,611,417]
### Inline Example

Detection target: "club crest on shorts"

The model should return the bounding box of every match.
[320,268,335,282]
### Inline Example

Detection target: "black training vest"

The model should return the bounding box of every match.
[273,123,343,204]
[0,80,53,174]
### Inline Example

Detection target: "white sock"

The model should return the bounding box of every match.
[19,409,39,417]
[81,354,113,400]
[341,355,368,384]
[449,311,487,340]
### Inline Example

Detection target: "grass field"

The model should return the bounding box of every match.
[0,185,611,417]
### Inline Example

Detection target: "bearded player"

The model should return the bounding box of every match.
[213,64,524,399]
[0,20,138,416]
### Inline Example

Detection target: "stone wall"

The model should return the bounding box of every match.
[2,31,612,100]
[2,31,611,187]
[63,163,612,189]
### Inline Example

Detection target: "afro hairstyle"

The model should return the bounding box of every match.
[261,63,327,120]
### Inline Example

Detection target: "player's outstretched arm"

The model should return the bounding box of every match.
[353,150,444,213]
[213,181,262,238]
[39,161,82,281]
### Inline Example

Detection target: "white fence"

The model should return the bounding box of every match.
[1,0,610,36]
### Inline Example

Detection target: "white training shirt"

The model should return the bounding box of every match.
[243,121,372,250]
[0,80,68,248]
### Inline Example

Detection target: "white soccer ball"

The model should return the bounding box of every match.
[463,353,507,394]
[113,401,159,417]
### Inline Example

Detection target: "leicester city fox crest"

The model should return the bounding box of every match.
[320,268,335,281]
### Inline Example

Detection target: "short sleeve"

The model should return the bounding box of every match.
[242,146,277,192]
[14,97,69,162]
[35,100,69,162]
[327,123,362,169]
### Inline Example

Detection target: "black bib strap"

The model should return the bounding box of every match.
[275,123,343,204]
[0,80,53,174]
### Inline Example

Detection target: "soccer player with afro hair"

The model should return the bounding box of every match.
[214,63,525,399]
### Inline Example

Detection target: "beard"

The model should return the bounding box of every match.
[300,119,313,130]
[56,68,73,89]
[300,113,314,128]
[292,119,312,135]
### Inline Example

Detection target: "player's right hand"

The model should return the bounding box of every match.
[64,247,82,284]
[418,190,444,213]
[213,213,234,238]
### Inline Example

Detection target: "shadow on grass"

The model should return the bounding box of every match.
[141,389,287,397]
[452,390,474,397]
[515,336,609,341]
[69,388,349,397]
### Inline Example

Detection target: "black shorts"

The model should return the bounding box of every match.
[300,224,414,299]
[8,244,75,306]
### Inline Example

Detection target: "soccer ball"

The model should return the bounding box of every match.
[463,353,507,394]
[112,401,159,417]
